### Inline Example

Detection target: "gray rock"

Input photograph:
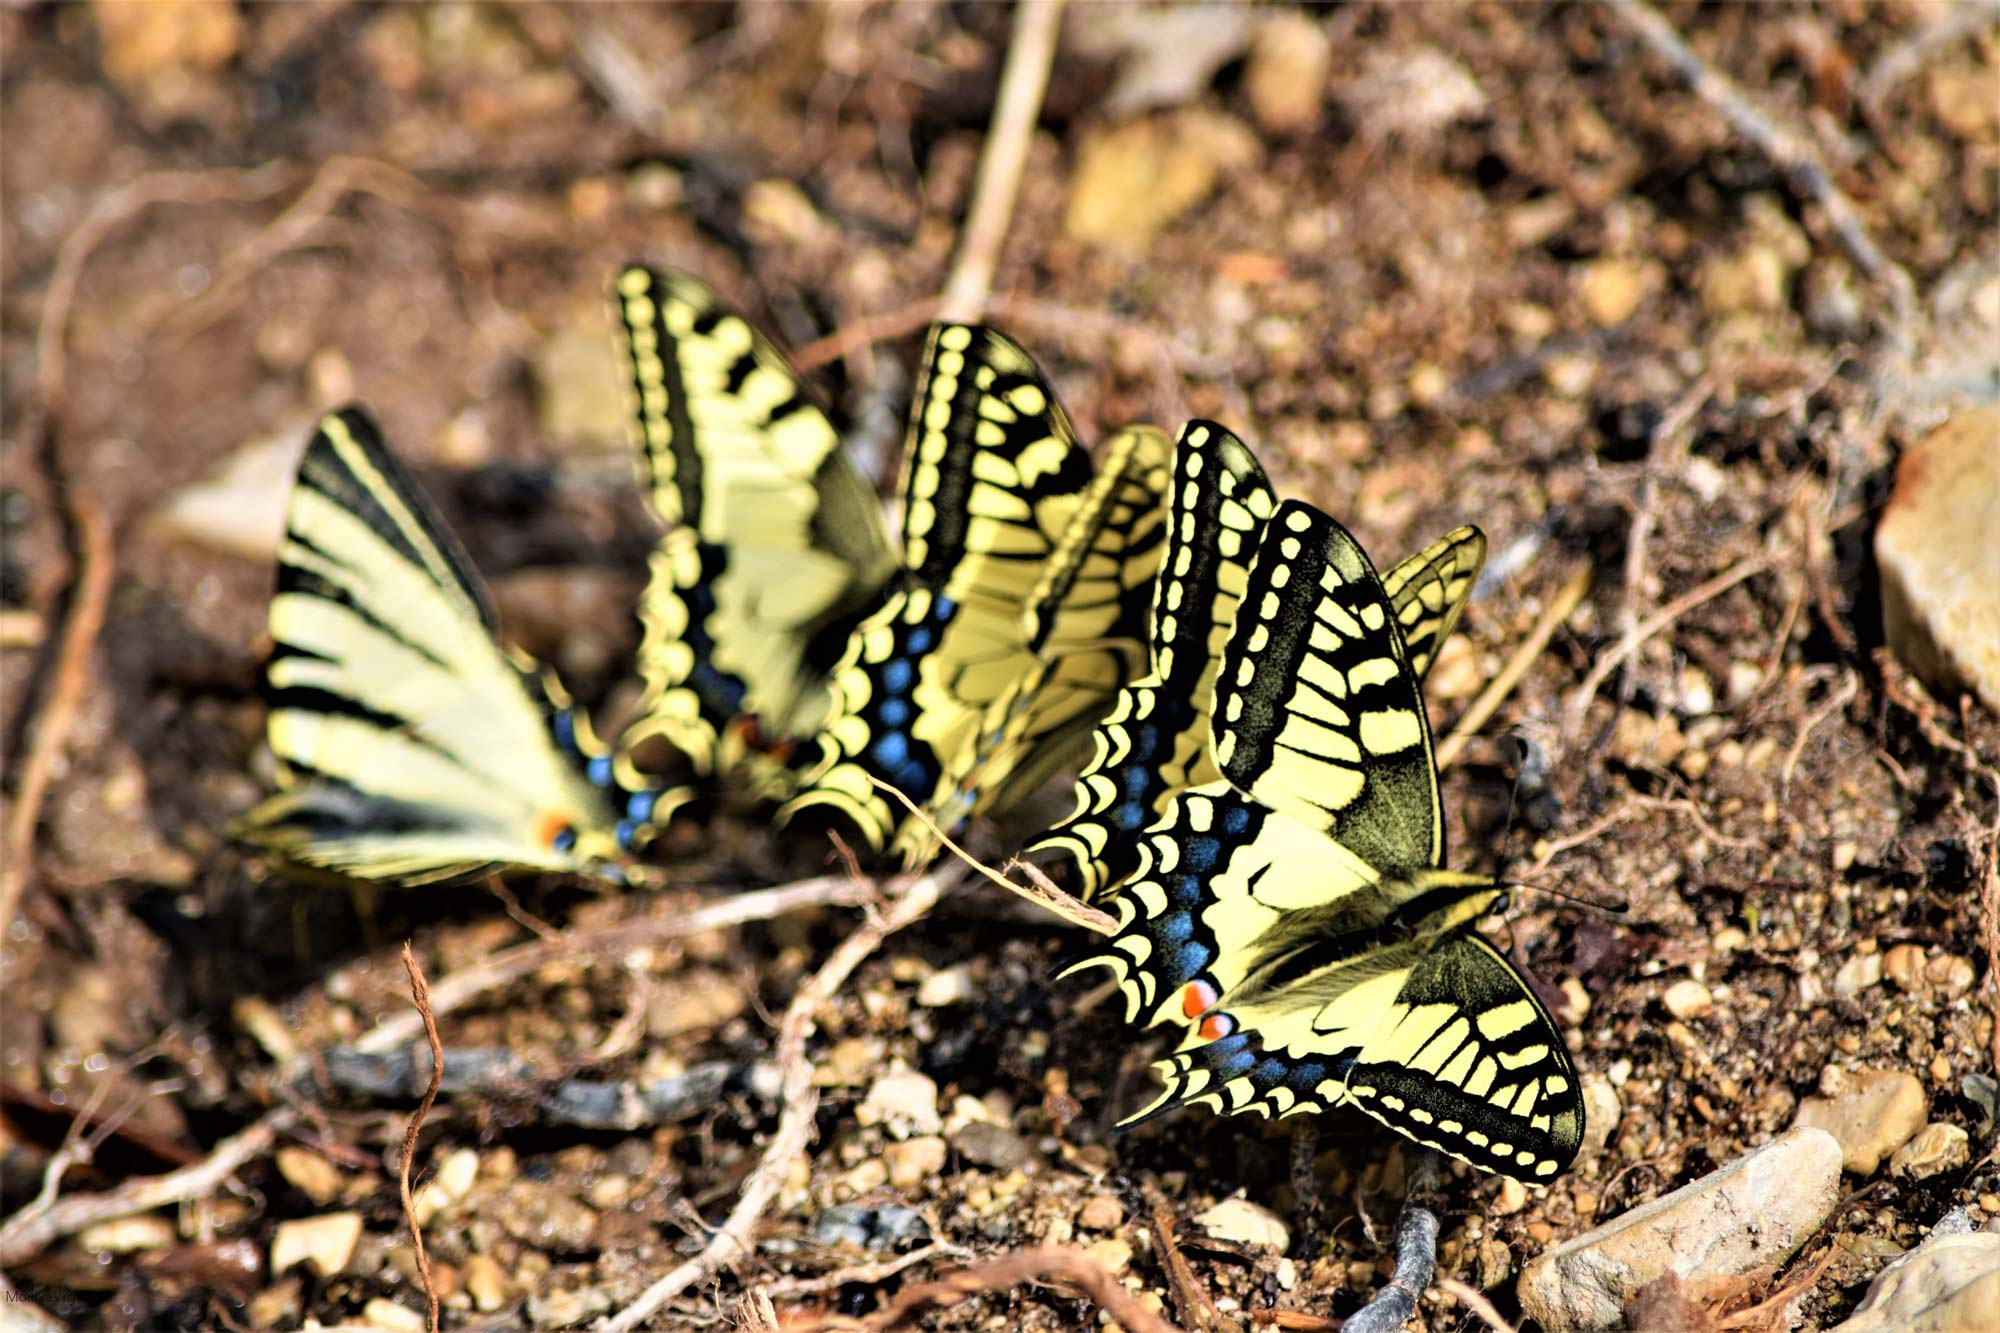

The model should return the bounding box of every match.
[1876,406,2000,714]
[949,1119,1033,1171]
[1518,1127,1842,1332]
[812,1204,932,1253]
[1827,1230,2000,1333]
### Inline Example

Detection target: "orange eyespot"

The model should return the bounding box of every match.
[1181,980,1218,1020]
[1198,1012,1234,1041]
[537,812,573,850]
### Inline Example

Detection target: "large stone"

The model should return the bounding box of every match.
[1827,1231,2000,1333]
[1517,1127,1841,1331]
[1065,110,1261,251]
[1876,407,2000,714]
[1793,1069,1927,1176]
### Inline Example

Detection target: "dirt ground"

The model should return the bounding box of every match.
[3,3,1998,1330]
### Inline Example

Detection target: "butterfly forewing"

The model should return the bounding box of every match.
[610,266,895,776]
[1212,501,1442,872]
[1025,420,1275,900]
[1378,526,1485,682]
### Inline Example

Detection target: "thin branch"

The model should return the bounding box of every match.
[749,1243,966,1301]
[1435,1276,1520,1333]
[0,1107,298,1266]
[865,775,1116,934]
[397,945,443,1333]
[935,0,1067,323]
[1564,552,1774,737]
[596,870,951,1333]
[1434,562,1593,773]
[793,298,941,372]
[1603,0,1918,349]
[1,491,113,934]
[340,875,871,1061]
[1780,670,1860,795]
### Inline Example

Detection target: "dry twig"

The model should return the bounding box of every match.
[1147,1183,1238,1333]
[1780,670,1861,794]
[748,1243,966,1301]
[1565,552,1775,737]
[1603,0,1919,350]
[397,945,444,1333]
[0,492,113,934]
[1435,1275,1519,1333]
[935,0,1067,323]
[1434,562,1593,773]
[342,875,870,1061]
[0,1108,298,1266]
[866,774,1116,934]
[597,870,950,1333]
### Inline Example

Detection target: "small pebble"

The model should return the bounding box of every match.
[1882,944,1927,991]
[271,1211,363,1277]
[813,1204,932,1252]
[1662,979,1713,1019]
[1078,1195,1125,1231]
[949,1119,1033,1171]
[360,1298,426,1333]
[1085,1236,1134,1274]
[917,965,977,1007]
[1889,1122,1971,1181]
[883,1135,947,1191]
[1832,953,1884,999]
[79,1215,176,1254]
[461,1252,511,1313]
[275,1146,345,1205]
[1193,1196,1290,1251]
[839,1158,888,1196]
[857,1067,942,1139]
[1495,1177,1529,1216]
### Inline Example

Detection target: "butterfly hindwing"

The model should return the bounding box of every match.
[1344,930,1583,1180]
[786,324,1162,859]
[610,266,896,780]
[232,408,682,884]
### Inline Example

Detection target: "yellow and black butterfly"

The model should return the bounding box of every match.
[781,323,1169,865]
[608,266,898,796]
[1069,500,1582,1182]
[230,408,682,885]
[1028,420,1485,905]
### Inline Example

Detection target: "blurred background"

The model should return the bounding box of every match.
[2,3,1997,1330]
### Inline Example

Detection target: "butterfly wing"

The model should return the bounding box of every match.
[231,409,682,884]
[1025,421,1275,900]
[901,424,1172,861]
[783,324,1100,854]
[1212,501,1443,873]
[1379,525,1485,682]
[610,266,896,778]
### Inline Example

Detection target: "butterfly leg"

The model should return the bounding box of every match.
[1343,1147,1443,1333]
